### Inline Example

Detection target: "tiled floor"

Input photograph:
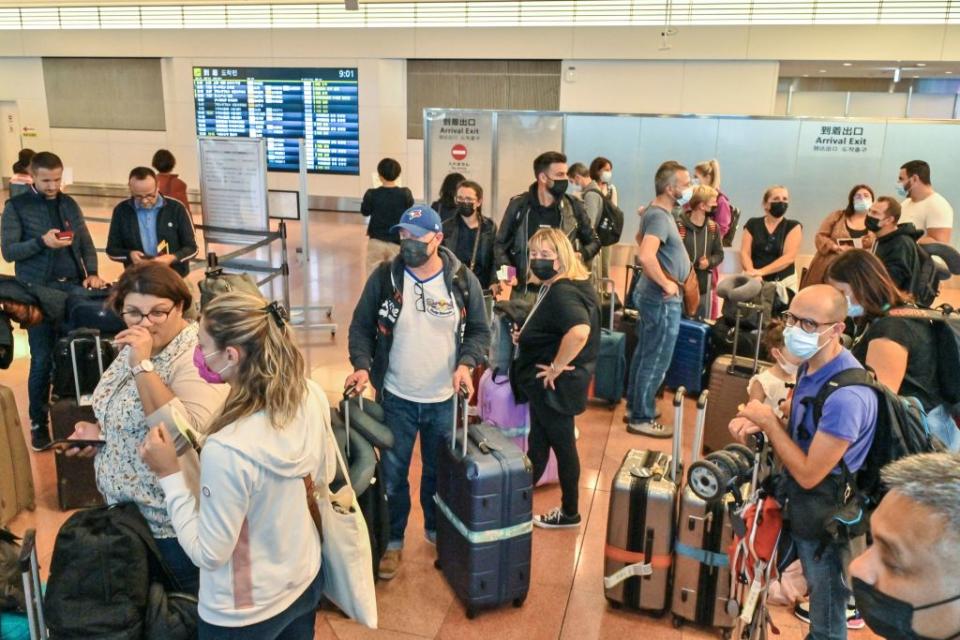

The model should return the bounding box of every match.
[0,193,904,639]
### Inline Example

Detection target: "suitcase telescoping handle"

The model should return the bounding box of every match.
[70,329,104,405]
[690,390,710,465]
[18,529,48,640]
[451,388,470,458]
[600,277,616,331]
[729,301,764,375]
[671,388,685,483]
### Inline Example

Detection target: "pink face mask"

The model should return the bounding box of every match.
[193,345,230,384]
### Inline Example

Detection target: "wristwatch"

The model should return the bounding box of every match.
[131,359,155,377]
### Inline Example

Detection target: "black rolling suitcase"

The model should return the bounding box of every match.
[434,396,532,619]
[49,330,107,510]
[51,329,116,402]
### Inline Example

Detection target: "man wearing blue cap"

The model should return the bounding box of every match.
[345,204,491,580]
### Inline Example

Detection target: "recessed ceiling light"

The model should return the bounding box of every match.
[913,75,920,78]
[842,62,852,67]
[803,74,810,77]
[917,63,927,67]
[946,71,954,75]
[819,69,827,73]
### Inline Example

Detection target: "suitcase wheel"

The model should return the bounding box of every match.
[672,615,683,629]
[512,596,525,608]
[724,443,755,470]
[708,451,743,479]
[466,607,477,620]
[434,559,441,570]
[688,458,727,502]
[606,597,623,610]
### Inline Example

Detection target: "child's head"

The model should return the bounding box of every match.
[377,158,402,182]
[763,319,802,369]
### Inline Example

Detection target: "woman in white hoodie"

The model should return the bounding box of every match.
[141,292,335,639]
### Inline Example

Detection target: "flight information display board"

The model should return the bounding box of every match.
[193,66,359,175]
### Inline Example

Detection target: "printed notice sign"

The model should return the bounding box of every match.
[798,121,886,159]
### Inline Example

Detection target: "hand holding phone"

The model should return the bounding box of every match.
[46,438,106,452]
[55,230,74,241]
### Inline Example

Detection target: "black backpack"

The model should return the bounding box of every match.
[909,244,941,308]
[584,186,624,246]
[721,205,741,248]
[807,368,946,510]
[44,503,198,640]
[888,305,960,404]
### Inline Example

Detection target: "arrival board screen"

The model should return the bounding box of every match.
[193,66,359,174]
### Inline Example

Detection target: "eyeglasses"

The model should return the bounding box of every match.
[454,197,477,205]
[413,282,426,313]
[781,312,841,334]
[133,192,159,203]
[122,308,173,324]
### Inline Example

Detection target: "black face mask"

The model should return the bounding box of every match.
[707,206,718,217]
[865,216,883,233]
[547,179,568,199]
[456,203,475,218]
[530,258,558,282]
[400,238,432,268]
[769,201,789,218]
[853,578,960,640]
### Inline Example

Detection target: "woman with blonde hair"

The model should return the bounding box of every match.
[141,293,335,639]
[511,228,601,529]
[678,184,724,318]
[694,159,732,237]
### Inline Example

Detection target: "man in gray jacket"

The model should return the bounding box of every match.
[345,204,490,581]
[1,151,104,450]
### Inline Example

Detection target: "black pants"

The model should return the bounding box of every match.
[527,392,580,516]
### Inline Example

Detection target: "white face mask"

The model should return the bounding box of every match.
[600,170,613,183]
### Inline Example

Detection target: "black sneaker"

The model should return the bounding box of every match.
[534,507,581,529]
[31,424,52,452]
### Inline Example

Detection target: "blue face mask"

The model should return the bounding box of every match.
[784,325,833,361]
[846,295,865,318]
[677,186,693,207]
[853,199,872,213]
[896,181,910,199]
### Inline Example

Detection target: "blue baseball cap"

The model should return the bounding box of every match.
[390,204,442,238]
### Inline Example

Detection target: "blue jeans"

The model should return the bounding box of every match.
[627,293,682,422]
[198,568,323,640]
[26,281,88,428]
[926,404,960,452]
[380,389,453,550]
[155,536,200,595]
[795,537,850,640]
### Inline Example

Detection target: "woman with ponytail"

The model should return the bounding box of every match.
[141,292,336,639]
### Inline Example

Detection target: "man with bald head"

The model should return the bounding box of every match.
[731,284,877,640]
[849,452,960,639]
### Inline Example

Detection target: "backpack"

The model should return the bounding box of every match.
[376,260,471,312]
[199,252,264,311]
[888,305,960,404]
[44,503,198,640]
[592,190,624,247]
[721,205,741,248]
[909,244,941,308]
[0,529,24,613]
[807,368,946,510]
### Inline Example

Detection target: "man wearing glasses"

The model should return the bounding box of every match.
[1,151,105,450]
[730,284,877,640]
[345,204,490,581]
[106,166,198,277]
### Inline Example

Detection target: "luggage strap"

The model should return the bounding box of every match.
[433,494,532,544]
[602,545,672,590]
[675,541,730,568]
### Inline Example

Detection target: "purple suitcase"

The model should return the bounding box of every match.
[477,369,559,487]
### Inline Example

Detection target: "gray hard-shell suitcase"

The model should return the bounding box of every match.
[434,396,533,619]
[671,391,740,633]
[603,389,686,613]
[703,303,771,454]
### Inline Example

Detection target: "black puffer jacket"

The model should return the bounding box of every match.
[1,189,98,285]
[874,223,922,293]
[493,185,600,288]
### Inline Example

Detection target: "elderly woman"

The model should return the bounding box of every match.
[69,262,229,593]
[512,227,600,530]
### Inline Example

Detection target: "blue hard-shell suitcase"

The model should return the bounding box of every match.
[664,319,712,395]
[595,278,626,404]
[435,398,532,619]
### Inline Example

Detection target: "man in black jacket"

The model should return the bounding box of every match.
[0,151,104,450]
[106,167,198,277]
[866,196,922,293]
[345,204,490,581]
[494,151,600,299]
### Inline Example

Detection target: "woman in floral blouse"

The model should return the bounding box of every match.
[68,262,229,593]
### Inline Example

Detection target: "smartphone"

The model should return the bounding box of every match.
[44,438,106,451]
[55,231,74,241]
[837,238,855,248]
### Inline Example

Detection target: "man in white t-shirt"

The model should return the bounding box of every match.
[897,160,953,244]
[345,204,490,581]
